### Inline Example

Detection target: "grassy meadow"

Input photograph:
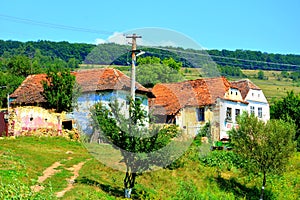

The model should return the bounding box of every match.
[241,70,300,101]
[0,136,299,199]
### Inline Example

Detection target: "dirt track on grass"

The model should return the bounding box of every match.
[30,154,88,198]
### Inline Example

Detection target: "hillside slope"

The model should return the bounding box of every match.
[0,136,299,199]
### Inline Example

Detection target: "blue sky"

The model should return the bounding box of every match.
[0,0,299,54]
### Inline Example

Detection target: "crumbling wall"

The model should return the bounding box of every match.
[11,106,62,136]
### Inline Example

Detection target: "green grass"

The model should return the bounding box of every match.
[241,70,300,101]
[0,136,299,199]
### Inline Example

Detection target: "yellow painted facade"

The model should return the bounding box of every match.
[177,106,214,137]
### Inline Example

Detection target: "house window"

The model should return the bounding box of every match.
[250,106,255,115]
[258,107,262,118]
[166,115,176,124]
[235,109,240,118]
[196,107,205,122]
[226,107,232,121]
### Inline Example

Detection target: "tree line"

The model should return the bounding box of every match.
[1,40,300,71]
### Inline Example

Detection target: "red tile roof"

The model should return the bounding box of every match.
[10,74,47,104]
[10,68,153,105]
[151,77,231,115]
[73,68,151,95]
[230,79,261,99]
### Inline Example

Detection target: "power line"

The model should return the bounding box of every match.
[0,14,114,35]
[1,13,299,69]
[151,46,300,69]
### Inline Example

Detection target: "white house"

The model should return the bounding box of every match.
[65,68,154,135]
[215,87,248,140]
[231,79,270,122]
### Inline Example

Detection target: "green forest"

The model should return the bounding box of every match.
[1,40,300,70]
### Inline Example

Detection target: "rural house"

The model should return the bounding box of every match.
[231,79,270,122]
[65,68,154,135]
[9,68,154,136]
[150,77,269,141]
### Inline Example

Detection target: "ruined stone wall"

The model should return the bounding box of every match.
[11,106,62,136]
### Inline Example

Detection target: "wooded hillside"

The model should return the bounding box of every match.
[1,40,300,71]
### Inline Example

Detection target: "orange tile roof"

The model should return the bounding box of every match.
[230,79,261,99]
[151,77,231,115]
[10,74,47,104]
[73,68,151,95]
[10,68,153,105]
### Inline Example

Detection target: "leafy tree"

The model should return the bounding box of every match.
[289,71,300,81]
[270,91,300,150]
[162,57,182,71]
[257,70,265,80]
[7,55,32,77]
[218,65,246,78]
[280,71,289,78]
[136,63,184,88]
[0,72,24,108]
[42,68,77,112]
[67,58,79,69]
[91,98,180,198]
[137,56,161,65]
[137,56,182,72]
[228,112,296,200]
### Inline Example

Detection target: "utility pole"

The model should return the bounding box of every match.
[126,33,142,101]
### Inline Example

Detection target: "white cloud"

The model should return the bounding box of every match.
[108,32,128,45]
[95,32,129,45]
[95,38,106,45]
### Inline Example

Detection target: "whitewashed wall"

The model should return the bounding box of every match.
[245,89,270,122]
[219,99,248,140]
[66,90,149,135]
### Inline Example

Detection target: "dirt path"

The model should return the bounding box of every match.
[31,161,63,192]
[30,155,88,198]
[55,161,86,198]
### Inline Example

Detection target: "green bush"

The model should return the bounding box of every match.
[200,151,245,172]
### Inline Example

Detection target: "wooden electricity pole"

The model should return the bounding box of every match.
[126,34,142,101]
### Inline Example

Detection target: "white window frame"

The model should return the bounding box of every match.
[250,106,255,115]
[258,107,262,118]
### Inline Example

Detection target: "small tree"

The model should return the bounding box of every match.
[228,112,296,200]
[257,70,265,80]
[136,63,184,88]
[91,98,180,198]
[162,57,182,71]
[42,68,77,112]
[271,91,300,150]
